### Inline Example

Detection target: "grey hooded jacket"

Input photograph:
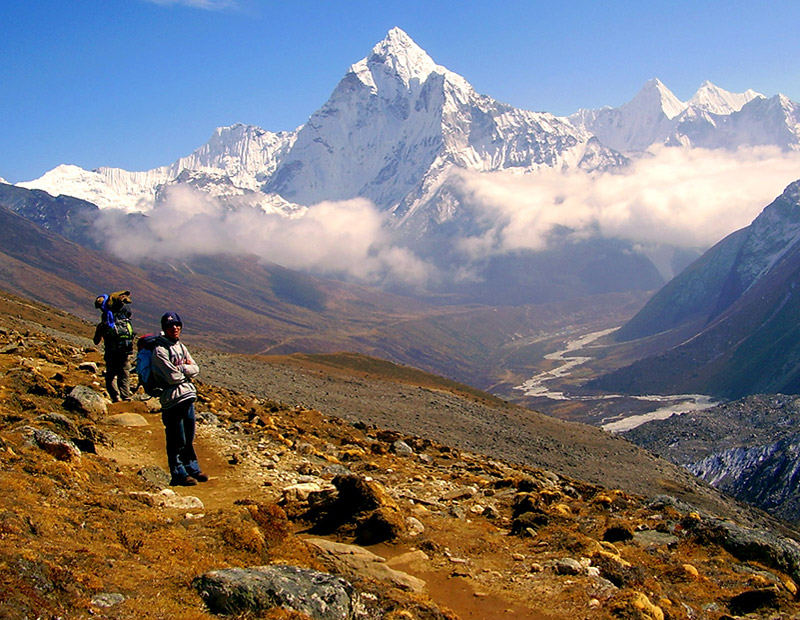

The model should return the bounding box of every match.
[151,337,199,410]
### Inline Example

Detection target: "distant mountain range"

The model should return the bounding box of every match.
[593,179,800,399]
[18,30,799,217]
[11,28,800,305]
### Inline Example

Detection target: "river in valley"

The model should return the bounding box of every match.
[514,328,717,433]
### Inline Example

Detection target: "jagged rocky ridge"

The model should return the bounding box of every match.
[624,394,800,526]
[592,179,800,399]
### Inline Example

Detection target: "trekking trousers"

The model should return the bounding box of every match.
[104,353,131,402]
[161,400,201,479]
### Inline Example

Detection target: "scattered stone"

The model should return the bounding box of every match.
[33,429,81,461]
[392,440,413,456]
[196,411,218,424]
[194,565,357,619]
[64,385,107,419]
[282,481,335,503]
[681,563,700,580]
[406,516,425,536]
[442,486,477,501]
[91,593,125,608]
[78,361,99,374]
[129,489,204,511]
[321,464,352,478]
[555,558,583,575]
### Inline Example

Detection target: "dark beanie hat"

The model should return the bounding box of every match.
[161,312,183,329]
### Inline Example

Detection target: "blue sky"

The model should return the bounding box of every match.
[3,0,799,183]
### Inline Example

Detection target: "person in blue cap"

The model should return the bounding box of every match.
[151,311,207,486]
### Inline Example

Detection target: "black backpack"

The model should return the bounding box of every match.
[105,312,135,354]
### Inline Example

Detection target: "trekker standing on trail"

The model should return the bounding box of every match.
[151,312,208,487]
[93,290,135,402]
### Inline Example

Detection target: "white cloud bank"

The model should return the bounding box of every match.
[95,146,800,289]
[97,185,431,286]
[448,146,800,259]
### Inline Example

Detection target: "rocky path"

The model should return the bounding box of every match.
[196,348,784,535]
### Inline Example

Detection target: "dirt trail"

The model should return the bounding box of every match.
[98,400,550,620]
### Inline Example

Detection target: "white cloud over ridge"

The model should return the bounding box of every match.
[95,146,800,289]
[448,146,800,258]
[97,185,431,286]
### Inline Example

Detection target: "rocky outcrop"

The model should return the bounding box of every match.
[626,394,800,524]
[193,565,357,619]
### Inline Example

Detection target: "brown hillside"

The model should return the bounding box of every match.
[2,290,800,618]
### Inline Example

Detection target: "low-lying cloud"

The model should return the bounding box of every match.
[448,145,800,259]
[95,146,800,290]
[96,185,431,286]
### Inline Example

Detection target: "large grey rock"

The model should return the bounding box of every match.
[193,565,357,619]
[63,385,107,419]
[687,516,800,584]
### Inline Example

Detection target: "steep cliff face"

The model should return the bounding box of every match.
[624,394,800,523]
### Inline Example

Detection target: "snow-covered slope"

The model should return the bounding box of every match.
[264,27,606,216]
[569,79,779,153]
[688,80,763,115]
[18,124,297,213]
[18,29,800,220]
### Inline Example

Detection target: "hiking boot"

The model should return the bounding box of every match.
[192,472,209,483]
[170,475,198,487]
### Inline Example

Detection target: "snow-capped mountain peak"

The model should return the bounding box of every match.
[687,80,764,115]
[360,27,441,87]
[628,78,687,120]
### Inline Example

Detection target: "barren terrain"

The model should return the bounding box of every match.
[2,289,800,619]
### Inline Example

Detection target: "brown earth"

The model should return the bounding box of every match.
[2,289,800,619]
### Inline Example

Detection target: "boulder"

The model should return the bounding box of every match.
[193,565,357,619]
[33,429,81,461]
[307,538,425,592]
[103,413,149,427]
[685,516,800,584]
[64,385,107,419]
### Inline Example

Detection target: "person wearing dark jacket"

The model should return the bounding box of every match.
[92,292,134,402]
[151,312,207,486]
